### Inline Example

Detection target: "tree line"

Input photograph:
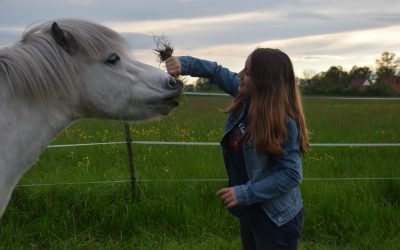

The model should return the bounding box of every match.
[300,51,400,96]
[184,51,400,96]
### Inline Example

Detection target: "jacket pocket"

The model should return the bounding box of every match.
[264,188,300,217]
[269,193,293,212]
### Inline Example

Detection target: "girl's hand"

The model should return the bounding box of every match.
[165,56,182,77]
[216,187,238,208]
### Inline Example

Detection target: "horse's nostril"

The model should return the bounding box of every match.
[168,78,183,89]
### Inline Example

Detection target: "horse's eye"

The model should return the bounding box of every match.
[105,53,120,66]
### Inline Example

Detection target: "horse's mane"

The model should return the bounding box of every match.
[0,19,129,98]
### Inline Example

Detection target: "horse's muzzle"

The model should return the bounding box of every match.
[161,77,182,112]
[167,77,183,90]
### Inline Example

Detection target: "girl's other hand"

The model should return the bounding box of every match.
[216,187,238,208]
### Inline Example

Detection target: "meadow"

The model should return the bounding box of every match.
[0,95,399,249]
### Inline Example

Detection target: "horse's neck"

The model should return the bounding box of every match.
[0,95,74,216]
[0,97,73,174]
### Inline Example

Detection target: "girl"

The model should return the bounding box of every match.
[166,48,309,250]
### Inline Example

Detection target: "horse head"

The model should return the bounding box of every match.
[48,19,182,121]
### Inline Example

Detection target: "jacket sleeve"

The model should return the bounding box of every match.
[234,119,303,205]
[178,56,240,97]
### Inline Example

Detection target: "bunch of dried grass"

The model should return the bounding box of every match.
[153,34,174,62]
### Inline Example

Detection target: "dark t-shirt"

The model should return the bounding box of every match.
[224,120,250,218]
[226,120,248,187]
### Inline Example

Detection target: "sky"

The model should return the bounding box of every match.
[1,0,400,78]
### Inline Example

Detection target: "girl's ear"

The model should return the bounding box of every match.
[51,22,77,54]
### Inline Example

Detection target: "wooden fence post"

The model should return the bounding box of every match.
[124,123,136,190]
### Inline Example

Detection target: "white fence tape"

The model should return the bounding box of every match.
[48,141,400,148]
[16,179,227,187]
[15,177,400,187]
[184,92,400,100]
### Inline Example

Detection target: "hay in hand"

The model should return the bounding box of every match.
[153,34,174,62]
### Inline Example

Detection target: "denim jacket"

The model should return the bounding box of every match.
[179,56,303,227]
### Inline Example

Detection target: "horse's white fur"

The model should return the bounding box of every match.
[0,19,181,217]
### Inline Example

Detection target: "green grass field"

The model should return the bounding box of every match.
[1,96,399,249]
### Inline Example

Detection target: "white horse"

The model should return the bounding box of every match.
[0,19,182,218]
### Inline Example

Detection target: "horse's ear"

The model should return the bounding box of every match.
[51,22,77,54]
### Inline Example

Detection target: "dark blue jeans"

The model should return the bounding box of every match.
[238,205,304,250]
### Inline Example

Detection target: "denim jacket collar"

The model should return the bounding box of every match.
[222,97,250,138]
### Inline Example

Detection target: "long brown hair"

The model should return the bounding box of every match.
[227,48,309,155]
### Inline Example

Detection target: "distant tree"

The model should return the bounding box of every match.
[365,83,396,96]
[195,78,210,91]
[195,77,220,92]
[299,69,316,89]
[301,66,352,95]
[324,66,349,86]
[302,69,317,80]
[349,66,372,80]
[300,72,329,95]
[318,66,350,95]
[375,51,400,82]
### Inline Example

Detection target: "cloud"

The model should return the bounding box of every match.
[65,0,94,5]
[104,10,279,34]
[130,25,400,77]
[285,11,332,20]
